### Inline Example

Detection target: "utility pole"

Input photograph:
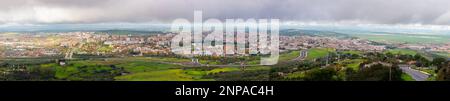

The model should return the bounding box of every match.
[337,52,340,62]
[389,66,392,81]
[327,52,330,66]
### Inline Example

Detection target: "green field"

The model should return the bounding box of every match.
[401,73,415,81]
[118,61,181,73]
[434,52,450,58]
[129,57,191,63]
[115,69,213,81]
[115,67,244,81]
[338,59,365,70]
[6,56,271,81]
[384,49,418,55]
[111,57,203,81]
[245,66,271,71]
[247,59,260,65]
[352,33,450,44]
[199,59,221,65]
[29,57,192,80]
[38,61,123,80]
[279,50,301,61]
[207,67,240,74]
[285,71,306,79]
[341,50,363,55]
[307,48,335,60]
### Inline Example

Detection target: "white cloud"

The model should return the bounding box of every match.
[1,0,450,25]
[434,11,450,25]
[33,6,73,23]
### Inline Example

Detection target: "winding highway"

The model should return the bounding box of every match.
[399,65,430,81]
[292,50,308,61]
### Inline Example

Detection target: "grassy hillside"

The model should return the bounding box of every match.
[307,48,335,60]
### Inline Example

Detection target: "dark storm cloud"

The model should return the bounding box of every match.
[1,0,450,25]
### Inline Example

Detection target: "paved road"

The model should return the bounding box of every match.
[65,39,86,59]
[399,65,430,81]
[292,50,308,61]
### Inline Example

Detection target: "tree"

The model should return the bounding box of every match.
[398,54,413,61]
[413,54,431,67]
[437,63,450,81]
[386,52,394,58]
[414,54,423,60]
[345,68,356,80]
[303,67,341,81]
[348,63,402,81]
[433,57,447,71]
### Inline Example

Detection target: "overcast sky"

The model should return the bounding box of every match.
[1,0,450,25]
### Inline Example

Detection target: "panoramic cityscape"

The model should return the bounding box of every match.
[0,0,449,82]
[0,25,449,81]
